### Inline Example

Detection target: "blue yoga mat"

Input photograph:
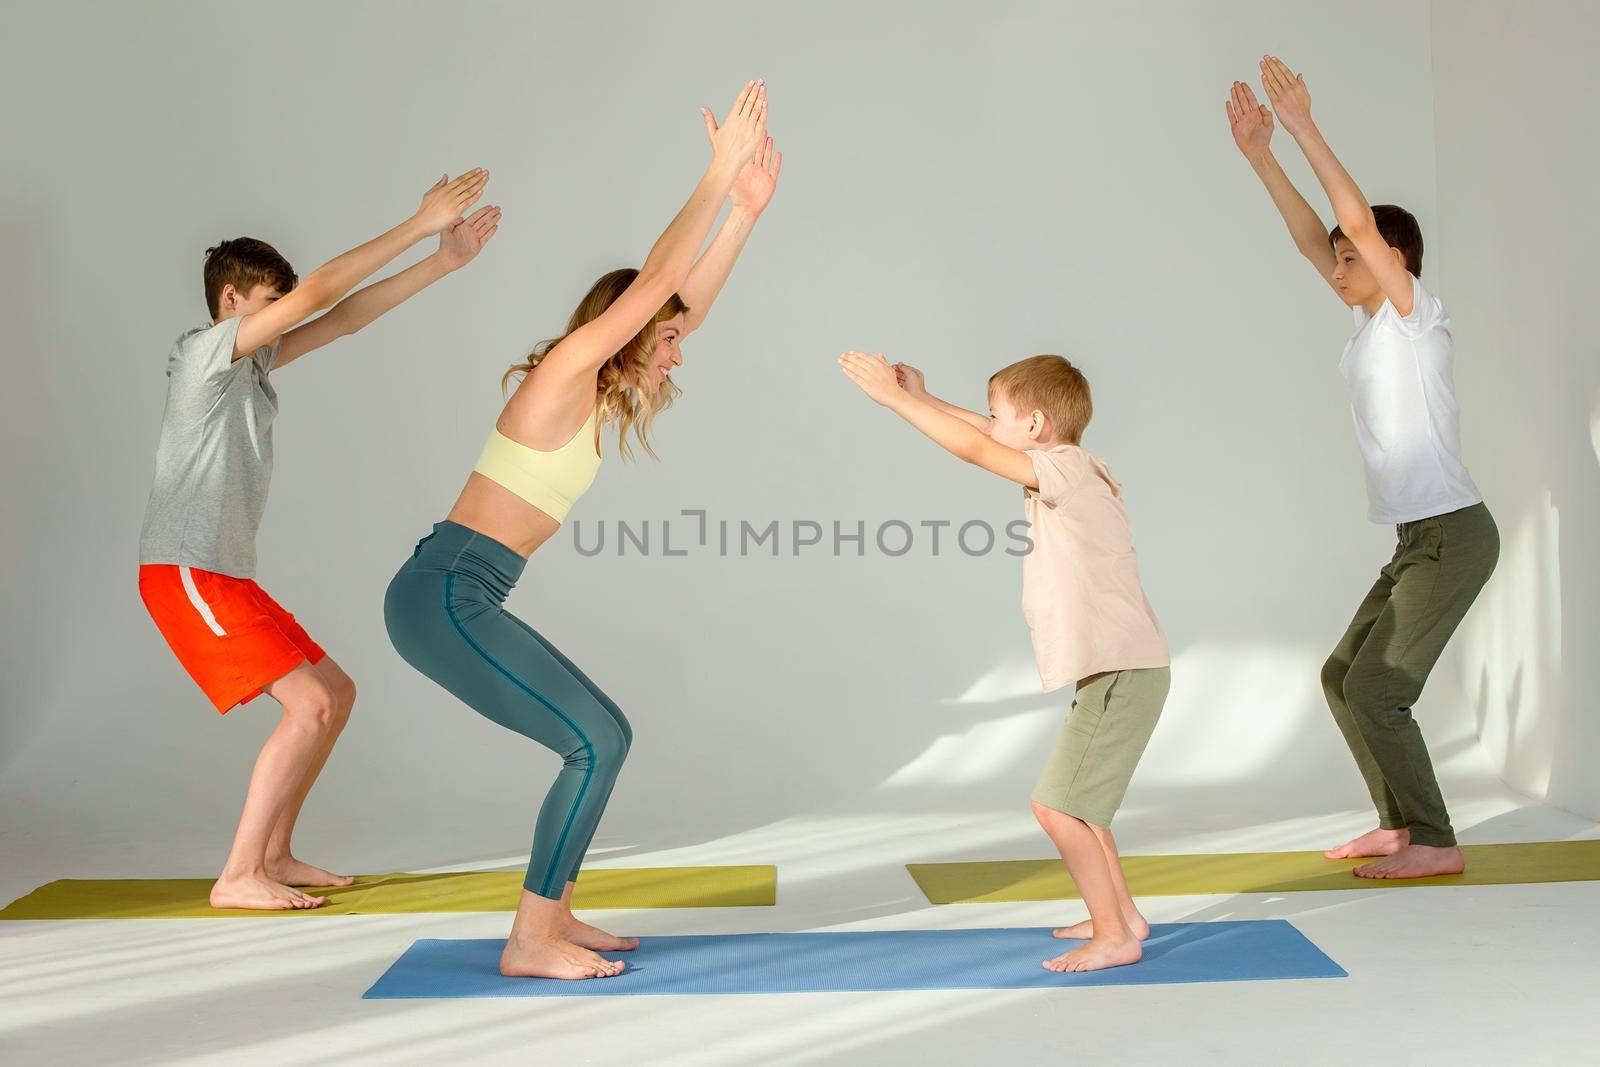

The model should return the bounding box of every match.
[363,920,1344,998]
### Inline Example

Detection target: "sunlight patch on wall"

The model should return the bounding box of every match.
[1457,496,1562,801]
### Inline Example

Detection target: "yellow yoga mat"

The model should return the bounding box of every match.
[0,865,776,919]
[908,841,1600,904]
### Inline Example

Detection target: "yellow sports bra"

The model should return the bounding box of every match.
[472,404,602,522]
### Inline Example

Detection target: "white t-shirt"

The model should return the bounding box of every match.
[1339,274,1482,524]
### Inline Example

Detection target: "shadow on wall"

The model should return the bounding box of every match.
[376,636,1485,870]
[1459,500,1562,798]
[0,198,63,769]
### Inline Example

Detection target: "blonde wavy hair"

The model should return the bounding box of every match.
[501,268,689,460]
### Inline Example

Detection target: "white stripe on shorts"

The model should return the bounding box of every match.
[179,566,228,637]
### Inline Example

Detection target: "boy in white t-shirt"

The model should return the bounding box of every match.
[1227,57,1498,879]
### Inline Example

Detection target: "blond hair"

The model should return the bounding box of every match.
[502,268,688,460]
[988,354,1092,445]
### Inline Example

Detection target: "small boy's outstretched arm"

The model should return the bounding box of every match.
[1258,55,1415,315]
[233,169,491,359]
[273,204,502,370]
[1226,79,1339,295]
[893,362,990,431]
[839,350,1039,490]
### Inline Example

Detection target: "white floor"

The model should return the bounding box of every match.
[3,775,1598,1066]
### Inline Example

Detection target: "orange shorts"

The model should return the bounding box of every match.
[138,565,326,713]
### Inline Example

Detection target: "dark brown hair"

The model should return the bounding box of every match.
[1330,204,1423,277]
[203,238,297,319]
[988,354,1093,445]
[503,268,690,460]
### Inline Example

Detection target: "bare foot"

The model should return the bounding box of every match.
[499,935,626,980]
[1044,934,1142,973]
[267,856,357,888]
[1053,912,1150,941]
[210,874,326,911]
[1325,826,1408,859]
[560,916,639,952]
[1353,843,1464,879]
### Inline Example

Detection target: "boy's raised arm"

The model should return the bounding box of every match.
[273,204,502,370]
[1227,79,1339,294]
[894,362,990,431]
[234,169,489,358]
[1260,55,1415,315]
[839,350,1038,490]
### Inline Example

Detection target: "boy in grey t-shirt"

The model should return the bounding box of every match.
[138,171,499,910]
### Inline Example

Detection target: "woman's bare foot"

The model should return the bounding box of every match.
[560,916,639,952]
[1353,843,1464,879]
[210,874,326,910]
[266,856,357,888]
[1044,934,1142,973]
[1325,826,1409,859]
[1052,911,1150,941]
[499,935,626,979]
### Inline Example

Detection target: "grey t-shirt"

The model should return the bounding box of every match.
[138,316,282,578]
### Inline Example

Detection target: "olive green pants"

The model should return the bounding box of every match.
[1032,666,1170,828]
[1320,502,1499,848]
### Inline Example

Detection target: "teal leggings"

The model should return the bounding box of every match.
[384,521,632,900]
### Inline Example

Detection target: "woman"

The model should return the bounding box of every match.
[384,81,780,980]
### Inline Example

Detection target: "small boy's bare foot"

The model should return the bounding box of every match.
[210,874,326,911]
[1053,913,1150,941]
[499,935,626,980]
[560,916,639,952]
[267,856,357,888]
[1044,934,1142,973]
[1353,843,1464,879]
[1325,826,1408,859]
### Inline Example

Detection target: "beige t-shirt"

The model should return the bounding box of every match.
[1021,445,1170,692]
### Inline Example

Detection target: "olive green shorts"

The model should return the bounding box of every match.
[1031,665,1170,827]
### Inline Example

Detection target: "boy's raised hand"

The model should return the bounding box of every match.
[1226,81,1274,158]
[839,350,902,406]
[893,361,928,398]
[1259,55,1312,135]
[415,169,490,236]
[703,80,768,174]
[438,204,502,271]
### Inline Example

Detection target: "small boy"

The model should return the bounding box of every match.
[1228,56,1498,879]
[840,350,1170,973]
[138,171,499,910]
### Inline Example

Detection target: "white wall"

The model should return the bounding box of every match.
[1430,0,1600,818]
[4,0,1539,873]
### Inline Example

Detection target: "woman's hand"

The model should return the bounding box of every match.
[1259,55,1313,136]
[413,169,489,236]
[839,350,902,406]
[1226,80,1274,159]
[436,204,501,271]
[727,134,783,216]
[703,80,768,174]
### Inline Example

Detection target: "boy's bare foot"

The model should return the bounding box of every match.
[210,874,326,910]
[560,916,639,952]
[1044,934,1142,973]
[499,935,626,979]
[266,856,357,888]
[1053,912,1150,941]
[1325,826,1408,859]
[1353,843,1464,879]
